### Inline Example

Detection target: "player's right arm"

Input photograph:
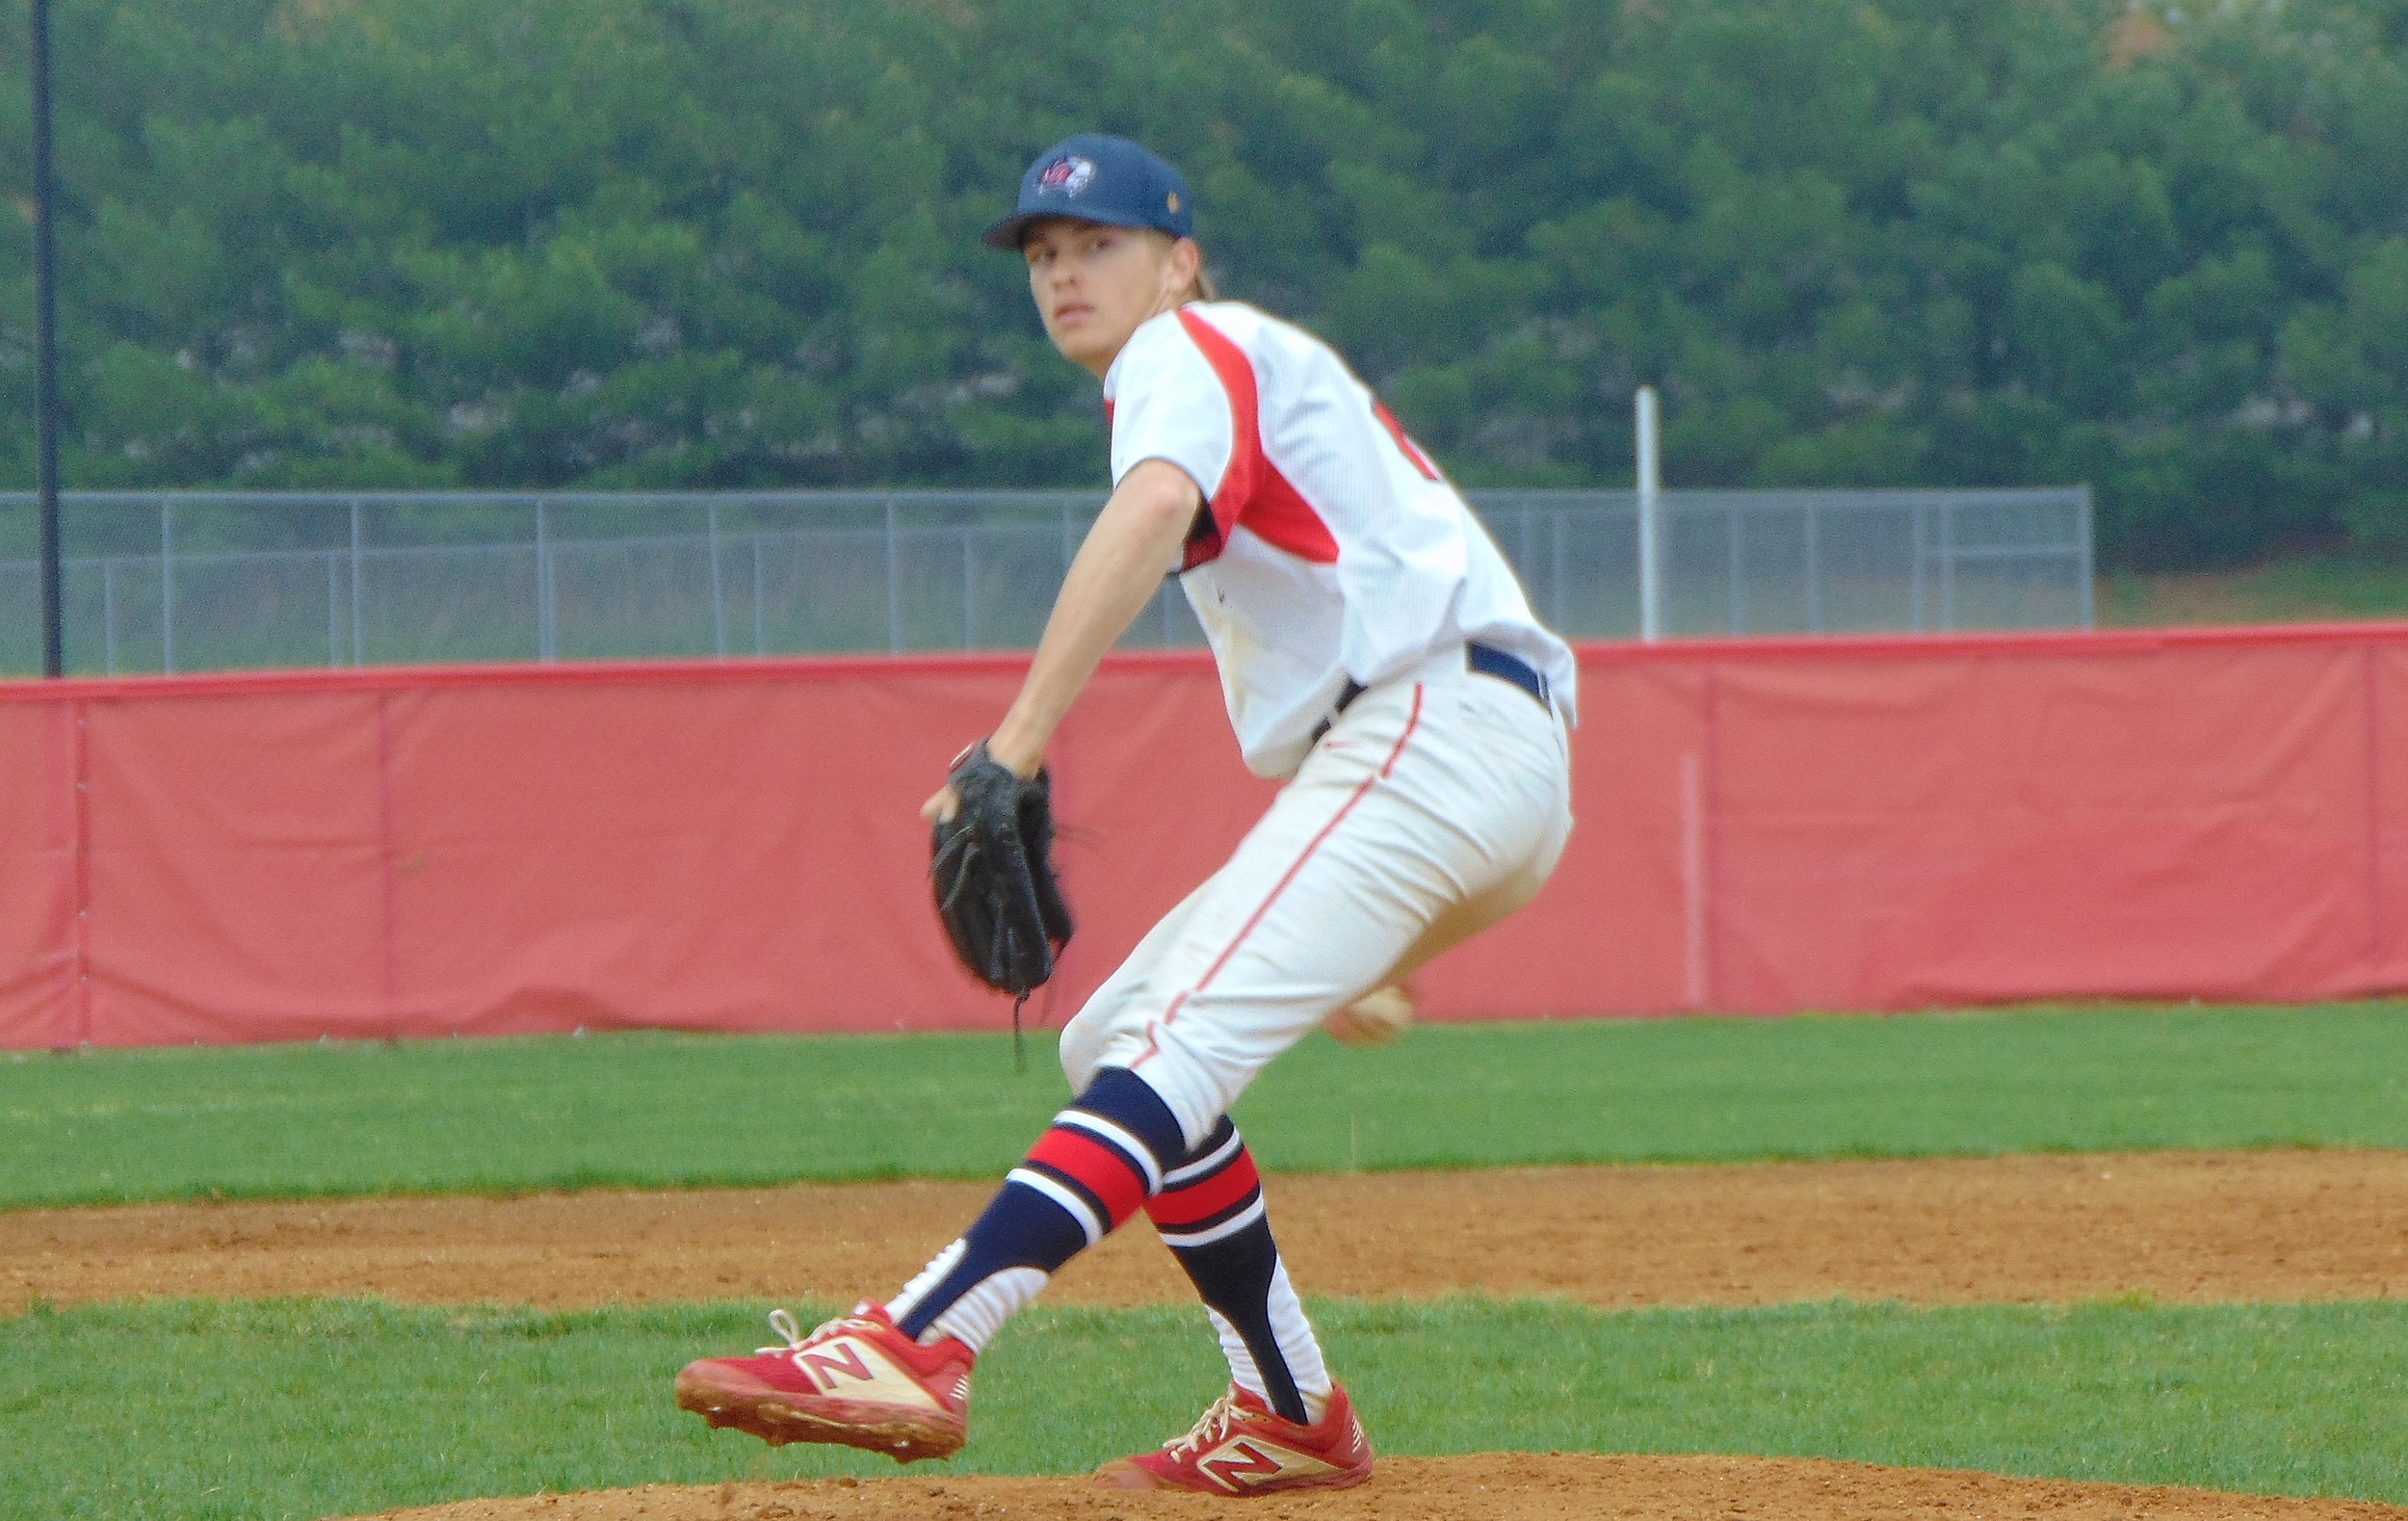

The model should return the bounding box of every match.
[921,313,1230,821]
[986,458,1201,774]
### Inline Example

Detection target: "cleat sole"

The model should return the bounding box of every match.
[674,1368,963,1462]
[1092,1456,1373,1493]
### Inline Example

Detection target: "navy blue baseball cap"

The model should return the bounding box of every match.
[983,134,1193,249]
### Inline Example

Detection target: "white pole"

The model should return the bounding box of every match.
[1636,386,1662,642]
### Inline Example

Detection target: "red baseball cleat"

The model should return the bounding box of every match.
[1093,1383,1374,1495]
[673,1303,972,1461]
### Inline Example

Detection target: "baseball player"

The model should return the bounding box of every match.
[675,133,1577,1496]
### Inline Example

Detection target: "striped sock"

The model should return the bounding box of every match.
[1146,1117,1333,1425]
[886,1067,1182,1353]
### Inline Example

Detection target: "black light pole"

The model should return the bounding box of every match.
[32,0,64,677]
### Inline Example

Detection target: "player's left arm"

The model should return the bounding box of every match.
[922,458,1201,819]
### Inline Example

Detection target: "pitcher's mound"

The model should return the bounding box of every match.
[350,1454,2406,1521]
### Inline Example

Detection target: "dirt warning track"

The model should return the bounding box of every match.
[7,1148,2403,1311]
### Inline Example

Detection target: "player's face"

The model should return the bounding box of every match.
[1022,220,1191,378]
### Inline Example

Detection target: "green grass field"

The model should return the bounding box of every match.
[2103,554,2408,627]
[5,1003,2405,1207]
[4,1004,2404,1520]
[4,1298,2403,1521]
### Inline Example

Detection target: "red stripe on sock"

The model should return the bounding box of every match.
[1026,1127,1149,1227]
[1145,1146,1262,1229]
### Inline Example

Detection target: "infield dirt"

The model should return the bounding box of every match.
[20,1149,2406,1521]
[353,1455,2408,1521]
[8,1148,2403,1310]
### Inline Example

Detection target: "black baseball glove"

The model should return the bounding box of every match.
[930,742,1074,1003]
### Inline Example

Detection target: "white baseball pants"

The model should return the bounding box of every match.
[1060,646,1574,1147]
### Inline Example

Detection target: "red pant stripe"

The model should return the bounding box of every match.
[1139,685,1427,1066]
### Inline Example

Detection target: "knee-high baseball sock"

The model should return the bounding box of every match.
[1146,1117,1333,1426]
[886,1066,1183,1354]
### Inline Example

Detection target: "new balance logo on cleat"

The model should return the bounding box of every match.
[1094,1383,1374,1495]
[793,1340,875,1391]
[673,1303,972,1462]
[1198,1437,1346,1492]
[787,1336,955,1409]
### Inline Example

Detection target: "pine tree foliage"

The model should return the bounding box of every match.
[0,0,2403,565]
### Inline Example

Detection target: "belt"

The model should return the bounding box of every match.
[1467,642,1552,709]
[1320,642,1551,740]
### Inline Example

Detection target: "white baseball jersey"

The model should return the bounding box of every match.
[1102,301,1579,778]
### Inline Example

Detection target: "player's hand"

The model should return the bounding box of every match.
[923,735,1044,824]
[983,729,1045,779]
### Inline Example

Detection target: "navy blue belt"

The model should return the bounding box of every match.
[1324,642,1551,734]
[1467,642,1552,709]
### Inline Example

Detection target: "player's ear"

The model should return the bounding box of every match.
[1166,236,1206,300]
[1186,244,1217,302]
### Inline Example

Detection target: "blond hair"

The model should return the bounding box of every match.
[1146,229,1216,303]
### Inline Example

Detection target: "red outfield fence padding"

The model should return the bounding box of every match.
[4,625,2406,1049]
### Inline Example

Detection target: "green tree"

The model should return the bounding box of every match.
[2,0,2405,567]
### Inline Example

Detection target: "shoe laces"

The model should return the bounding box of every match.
[755,1306,870,1356]
[1163,1393,1247,1458]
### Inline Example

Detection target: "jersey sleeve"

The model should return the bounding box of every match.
[1108,313,1235,500]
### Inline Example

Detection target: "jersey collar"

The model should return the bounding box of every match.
[1100,303,1196,406]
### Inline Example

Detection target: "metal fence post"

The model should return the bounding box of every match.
[160,496,176,673]
[101,559,118,676]
[751,536,767,656]
[1726,505,1744,636]
[884,497,903,654]
[1803,499,1821,634]
[707,501,727,658]
[1909,506,1926,633]
[2077,485,2096,629]
[536,498,556,661]
[349,498,366,665]
[1550,510,1568,630]
[1636,387,1662,641]
[327,551,341,668]
[1938,500,1957,631]
[961,531,978,649]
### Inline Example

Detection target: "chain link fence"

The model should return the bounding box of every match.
[0,486,2090,677]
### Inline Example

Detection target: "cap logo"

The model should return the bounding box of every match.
[1036,155,1097,197]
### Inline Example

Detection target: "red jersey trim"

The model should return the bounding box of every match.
[1374,401,1443,482]
[1173,310,1341,568]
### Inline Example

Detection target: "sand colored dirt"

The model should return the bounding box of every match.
[350,1455,2408,1521]
[6,1149,2403,1311]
